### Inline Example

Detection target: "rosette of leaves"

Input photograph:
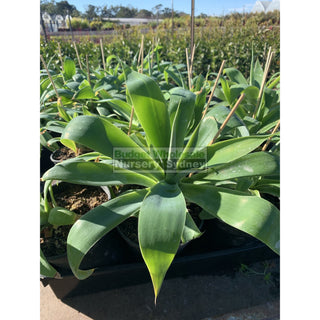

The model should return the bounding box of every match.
[42,70,279,302]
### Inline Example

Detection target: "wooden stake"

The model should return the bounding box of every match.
[86,54,91,86]
[209,93,245,146]
[202,60,226,119]
[186,48,191,90]
[57,42,64,71]
[253,47,274,118]
[189,44,196,88]
[100,38,106,71]
[261,120,280,151]
[40,55,60,99]
[139,35,144,73]
[73,41,82,70]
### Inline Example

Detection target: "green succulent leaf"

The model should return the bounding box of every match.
[63,57,76,80]
[42,160,157,187]
[48,206,77,226]
[206,135,272,167]
[168,88,196,146]
[67,189,148,280]
[224,67,248,85]
[60,115,164,180]
[188,152,279,182]
[176,115,219,175]
[126,71,171,152]
[138,182,186,302]
[40,249,60,278]
[181,211,203,243]
[73,86,99,100]
[180,183,280,254]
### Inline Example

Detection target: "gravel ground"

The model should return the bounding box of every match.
[40,258,279,320]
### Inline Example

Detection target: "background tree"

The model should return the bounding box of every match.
[115,5,138,18]
[161,7,173,18]
[56,1,80,16]
[40,0,56,15]
[83,5,99,20]
[136,9,153,18]
[40,0,80,17]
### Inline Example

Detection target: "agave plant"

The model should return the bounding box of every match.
[42,70,280,302]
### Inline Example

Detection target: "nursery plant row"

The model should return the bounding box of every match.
[40,14,280,79]
[40,41,280,301]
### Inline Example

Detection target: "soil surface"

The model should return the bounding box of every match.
[40,184,110,257]
[51,146,90,161]
[51,147,77,161]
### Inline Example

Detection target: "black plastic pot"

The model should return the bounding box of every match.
[41,219,277,300]
[116,216,205,257]
[50,148,63,165]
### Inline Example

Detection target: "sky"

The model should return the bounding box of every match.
[66,0,258,16]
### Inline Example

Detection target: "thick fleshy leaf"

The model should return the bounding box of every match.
[126,71,171,150]
[48,206,77,226]
[253,179,280,197]
[181,211,203,243]
[73,86,99,100]
[138,182,186,301]
[205,135,271,167]
[42,160,157,187]
[206,105,244,133]
[63,57,76,81]
[176,115,218,174]
[168,88,196,133]
[187,152,279,182]
[165,88,196,182]
[180,183,280,254]
[252,59,264,88]
[60,115,164,180]
[67,189,147,279]
[224,67,248,85]
[40,249,60,278]
[102,99,139,125]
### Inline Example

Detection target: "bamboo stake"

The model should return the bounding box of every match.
[86,54,91,86]
[252,47,274,118]
[202,60,226,119]
[73,41,82,70]
[100,38,106,71]
[261,120,280,151]
[189,44,196,88]
[209,93,245,146]
[57,42,64,71]
[139,35,144,73]
[40,55,60,100]
[185,48,191,90]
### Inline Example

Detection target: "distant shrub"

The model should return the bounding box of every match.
[90,20,103,31]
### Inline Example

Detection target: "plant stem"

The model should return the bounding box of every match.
[202,60,226,119]
[100,38,106,71]
[209,93,245,146]
[261,120,280,151]
[73,41,82,70]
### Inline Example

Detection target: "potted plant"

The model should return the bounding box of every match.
[42,70,279,302]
